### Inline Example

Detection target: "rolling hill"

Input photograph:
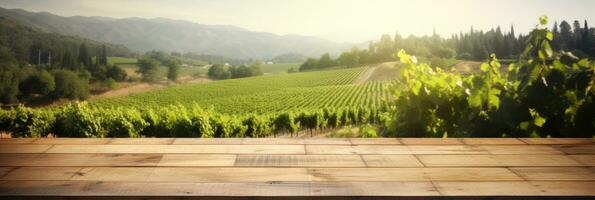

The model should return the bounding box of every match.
[0,7,349,59]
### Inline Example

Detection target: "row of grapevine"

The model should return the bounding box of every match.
[0,102,387,138]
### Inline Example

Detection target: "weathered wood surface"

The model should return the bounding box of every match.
[0,137,593,199]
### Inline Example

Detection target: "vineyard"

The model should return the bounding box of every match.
[90,67,393,114]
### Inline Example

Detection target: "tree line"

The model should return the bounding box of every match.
[300,19,594,71]
[207,61,264,80]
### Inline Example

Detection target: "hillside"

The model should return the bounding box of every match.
[0,7,349,59]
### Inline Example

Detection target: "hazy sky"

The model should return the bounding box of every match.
[1,0,594,43]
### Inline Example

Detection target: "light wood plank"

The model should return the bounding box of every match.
[173,138,243,145]
[554,144,595,154]
[309,181,439,196]
[32,138,111,144]
[306,145,487,155]
[303,138,351,145]
[0,154,42,166]
[308,168,522,181]
[569,155,595,166]
[0,145,52,153]
[462,138,525,145]
[108,138,174,145]
[0,138,38,144]
[234,155,365,167]
[46,144,306,154]
[72,167,154,181]
[418,155,583,167]
[361,155,424,167]
[510,167,595,181]
[435,181,595,196]
[399,138,463,145]
[147,168,311,182]
[0,181,312,196]
[480,145,564,154]
[521,138,594,145]
[242,138,304,144]
[158,155,236,166]
[1,167,81,180]
[349,138,401,145]
[163,145,305,154]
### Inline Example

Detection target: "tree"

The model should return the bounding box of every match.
[582,20,591,54]
[318,53,334,68]
[137,57,160,82]
[207,64,230,80]
[106,65,127,81]
[165,59,180,81]
[19,70,55,98]
[52,70,89,100]
[299,58,318,71]
[77,43,92,69]
[98,45,108,66]
[559,21,573,50]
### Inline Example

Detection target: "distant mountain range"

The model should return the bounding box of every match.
[0,7,350,59]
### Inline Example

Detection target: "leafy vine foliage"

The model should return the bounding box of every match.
[384,16,594,137]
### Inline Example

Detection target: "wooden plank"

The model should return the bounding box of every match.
[308,168,522,181]
[32,138,111,145]
[0,154,42,166]
[554,144,595,154]
[521,138,594,145]
[0,167,15,178]
[0,138,38,144]
[46,145,166,154]
[309,181,440,196]
[349,138,401,145]
[242,138,304,145]
[306,145,487,155]
[72,167,154,181]
[1,167,81,180]
[399,138,463,145]
[158,155,236,166]
[570,155,595,166]
[147,167,311,182]
[303,138,351,145]
[0,145,52,153]
[0,181,312,196]
[418,155,583,167]
[173,138,243,145]
[510,167,595,181]
[163,145,305,154]
[462,138,526,145]
[435,181,595,196]
[361,155,424,167]
[234,155,365,167]
[480,145,564,154]
[108,138,174,145]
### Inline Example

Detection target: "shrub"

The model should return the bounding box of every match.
[10,105,55,137]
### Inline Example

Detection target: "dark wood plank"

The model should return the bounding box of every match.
[234,155,365,167]
[418,155,583,167]
[0,138,38,144]
[570,155,595,166]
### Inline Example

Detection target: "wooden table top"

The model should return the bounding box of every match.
[0,138,593,199]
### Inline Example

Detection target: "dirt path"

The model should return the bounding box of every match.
[353,62,399,84]
[91,77,212,100]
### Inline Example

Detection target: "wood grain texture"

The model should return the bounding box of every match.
[417,155,583,167]
[0,138,593,197]
[234,155,365,167]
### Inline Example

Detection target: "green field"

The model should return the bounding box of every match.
[90,67,392,114]
[107,57,138,65]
